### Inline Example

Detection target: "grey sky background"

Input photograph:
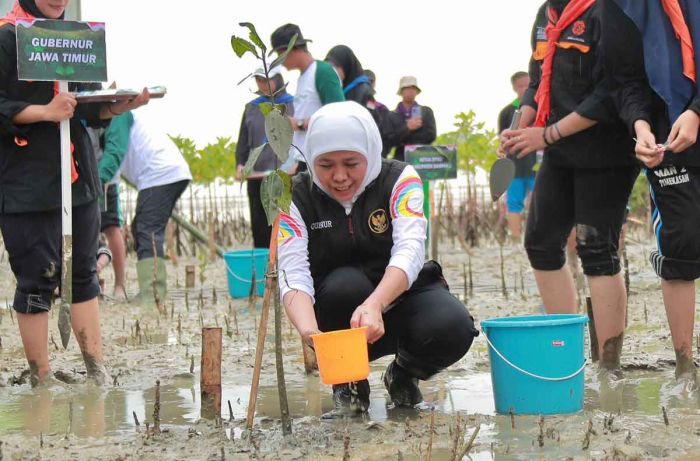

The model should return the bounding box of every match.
[4,0,545,146]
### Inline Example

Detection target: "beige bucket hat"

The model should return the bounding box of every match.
[397,75,422,95]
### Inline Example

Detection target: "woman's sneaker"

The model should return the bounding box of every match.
[383,361,423,407]
[321,379,370,419]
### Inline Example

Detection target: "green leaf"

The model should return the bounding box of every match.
[277,171,292,213]
[259,102,273,116]
[230,36,259,59]
[265,109,292,162]
[261,172,282,225]
[269,33,298,69]
[260,170,293,225]
[242,143,266,181]
[238,22,266,54]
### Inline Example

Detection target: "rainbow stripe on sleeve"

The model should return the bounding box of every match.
[390,176,424,218]
[278,212,303,245]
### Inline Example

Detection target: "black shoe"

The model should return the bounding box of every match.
[383,361,423,407]
[322,379,370,419]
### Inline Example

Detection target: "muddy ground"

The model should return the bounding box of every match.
[1,225,700,460]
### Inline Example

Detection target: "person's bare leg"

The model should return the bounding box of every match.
[71,297,108,383]
[507,212,523,240]
[16,311,51,386]
[661,279,696,379]
[104,226,127,300]
[588,273,627,370]
[534,267,577,314]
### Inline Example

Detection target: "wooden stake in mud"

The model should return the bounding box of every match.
[201,327,223,419]
[586,297,599,362]
[185,265,195,288]
[274,272,292,435]
[246,218,280,430]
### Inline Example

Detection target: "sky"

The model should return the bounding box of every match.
[67,0,545,147]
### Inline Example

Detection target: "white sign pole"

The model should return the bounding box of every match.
[58,80,73,348]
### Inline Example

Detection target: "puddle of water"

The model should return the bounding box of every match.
[1,367,698,440]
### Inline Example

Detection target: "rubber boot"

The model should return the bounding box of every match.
[134,258,167,304]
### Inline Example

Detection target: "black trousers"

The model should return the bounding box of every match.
[132,180,189,259]
[0,201,100,313]
[314,266,478,380]
[646,166,700,281]
[247,178,272,248]
[525,158,638,276]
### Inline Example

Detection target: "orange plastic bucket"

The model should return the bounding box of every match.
[311,327,370,385]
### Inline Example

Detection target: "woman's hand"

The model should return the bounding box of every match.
[500,127,545,158]
[45,92,77,122]
[667,109,700,153]
[350,301,385,344]
[108,87,151,117]
[634,120,665,168]
[497,129,514,158]
[300,327,321,348]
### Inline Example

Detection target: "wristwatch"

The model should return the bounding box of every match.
[296,118,305,131]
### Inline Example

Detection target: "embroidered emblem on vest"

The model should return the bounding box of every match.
[572,20,586,36]
[368,209,389,234]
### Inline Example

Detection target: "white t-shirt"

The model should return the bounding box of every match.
[120,111,192,190]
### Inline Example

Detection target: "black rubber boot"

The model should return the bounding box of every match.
[383,360,423,407]
[322,379,370,419]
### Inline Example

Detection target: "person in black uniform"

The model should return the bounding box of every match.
[278,101,477,416]
[0,0,149,386]
[500,0,639,374]
[602,0,700,382]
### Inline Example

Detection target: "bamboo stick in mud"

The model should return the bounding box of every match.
[246,218,280,430]
[201,327,223,419]
[275,273,291,435]
[185,265,195,288]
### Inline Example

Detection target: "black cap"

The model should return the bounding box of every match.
[270,23,312,52]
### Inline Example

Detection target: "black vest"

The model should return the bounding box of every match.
[293,159,405,288]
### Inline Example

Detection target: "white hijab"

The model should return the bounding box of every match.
[304,101,383,214]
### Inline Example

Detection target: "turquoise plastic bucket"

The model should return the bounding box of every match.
[223,249,269,298]
[481,314,589,415]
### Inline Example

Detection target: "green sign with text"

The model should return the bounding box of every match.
[15,19,106,82]
[405,145,458,181]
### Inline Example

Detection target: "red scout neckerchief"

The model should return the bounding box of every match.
[534,0,596,127]
[1,1,79,182]
[0,1,33,26]
[661,0,696,83]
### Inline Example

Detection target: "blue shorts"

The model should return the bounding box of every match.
[506,176,535,213]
